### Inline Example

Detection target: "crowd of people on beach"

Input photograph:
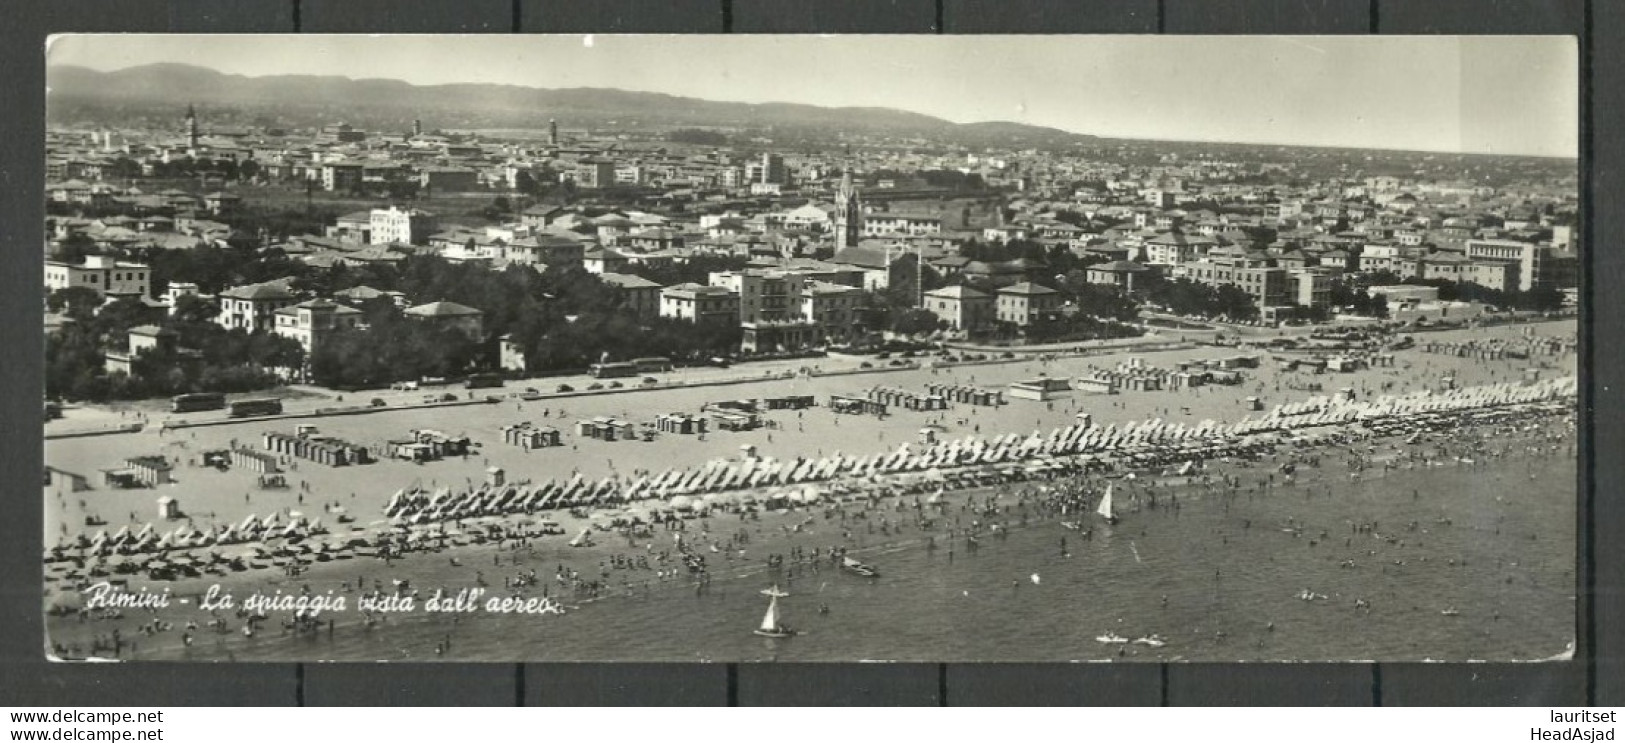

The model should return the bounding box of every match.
[44,324,1579,660]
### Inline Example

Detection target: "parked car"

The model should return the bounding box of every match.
[369,398,387,407]
[556,384,574,393]
[587,383,605,391]
[608,381,624,389]
[642,376,659,385]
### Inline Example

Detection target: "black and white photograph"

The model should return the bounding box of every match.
[40,34,1579,663]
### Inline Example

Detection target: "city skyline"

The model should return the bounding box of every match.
[46,35,1578,158]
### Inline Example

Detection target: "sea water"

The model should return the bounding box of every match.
[189,451,1575,662]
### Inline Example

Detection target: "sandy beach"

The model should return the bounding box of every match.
[41,318,1578,661]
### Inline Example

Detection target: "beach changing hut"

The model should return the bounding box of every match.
[711,411,760,432]
[411,429,472,457]
[761,395,816,410]
[830,395,887,416]
[867,387,947,412]
[229,448,280,473]
[502,422,562,448]
[1008,378,1072,401]
[263,431,373,466]
[103,456,173,488]
[656,413,708,434]
[925,382,1003,406]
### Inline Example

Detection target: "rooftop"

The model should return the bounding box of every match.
[405,300,483,317]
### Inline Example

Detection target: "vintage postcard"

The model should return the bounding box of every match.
[41,35,1578,662]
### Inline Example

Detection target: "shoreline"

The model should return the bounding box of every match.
[45,409,1575,662]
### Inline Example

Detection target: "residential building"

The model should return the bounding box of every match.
[1084,260,1151,292]
[624,227,683,252]
[404,300,485,340]
[1174,259,1289,312]
[574,158,617,189]
[801,281,865,343]
[1464,239,1555,292]
[369,206,438,245]
[217,280,298,332]
[599,272,663,317]
[923,284,995,331]
[1290,269,1333,309]
[320,162,363,191]
[104,325,178,375]
[711,269,804,324]
[862,213,942,237]
[659,283,740,325]
[331,211,373,243]
[272,298,364,359]
[1142,230,1216,266]
[757,153,787,185]
[44,256,151,299]
[995,282,1065,326]
[584,248,630,275]
[499,334,527,373]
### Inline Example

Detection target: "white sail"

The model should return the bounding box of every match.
[760,595,780,633]
[1096,483,1116,521]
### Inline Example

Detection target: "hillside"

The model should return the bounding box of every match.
[47,63,1097,147]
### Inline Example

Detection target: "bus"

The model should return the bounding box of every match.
[228,398,283,418]
[464,373,506,390]
[171,392,227,413]
[588,362,639,379]
[631,357,674,373]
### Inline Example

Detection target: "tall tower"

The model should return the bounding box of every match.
[549,119,559,146]
[413,118,423,137]
[833,169,862,252]
[185,104,199,150]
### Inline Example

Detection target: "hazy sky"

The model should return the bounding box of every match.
[46,35,1578,157]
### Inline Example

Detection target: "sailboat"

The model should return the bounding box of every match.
[754,585,796,638]
[1095,482,1118,525]
[840,556,879,578]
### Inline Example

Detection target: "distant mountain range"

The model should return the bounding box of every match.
[47,63,1095,147]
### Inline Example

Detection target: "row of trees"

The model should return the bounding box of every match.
[45,290,301,402]
[1358,271,1565,313]
[1135,273,1262,320]
[298,256,751,385]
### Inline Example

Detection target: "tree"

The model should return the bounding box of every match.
[51,234,101,263]
[891,309,943,336]
[47,286,104,321]
[171,294,220,325]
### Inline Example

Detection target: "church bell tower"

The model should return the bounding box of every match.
[185,104,199,150]
[834,169,862,252]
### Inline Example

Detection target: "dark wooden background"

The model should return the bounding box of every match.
[2,0,1618,706]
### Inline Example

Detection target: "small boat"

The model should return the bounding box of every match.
[1094,632,1129,644]
[1095,483,1118,525]
[840,556,879,578]
[1441,608,1460,616]
[1061,521,1082,531]
[754,585,797,638]
[1132,635,1166,648]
